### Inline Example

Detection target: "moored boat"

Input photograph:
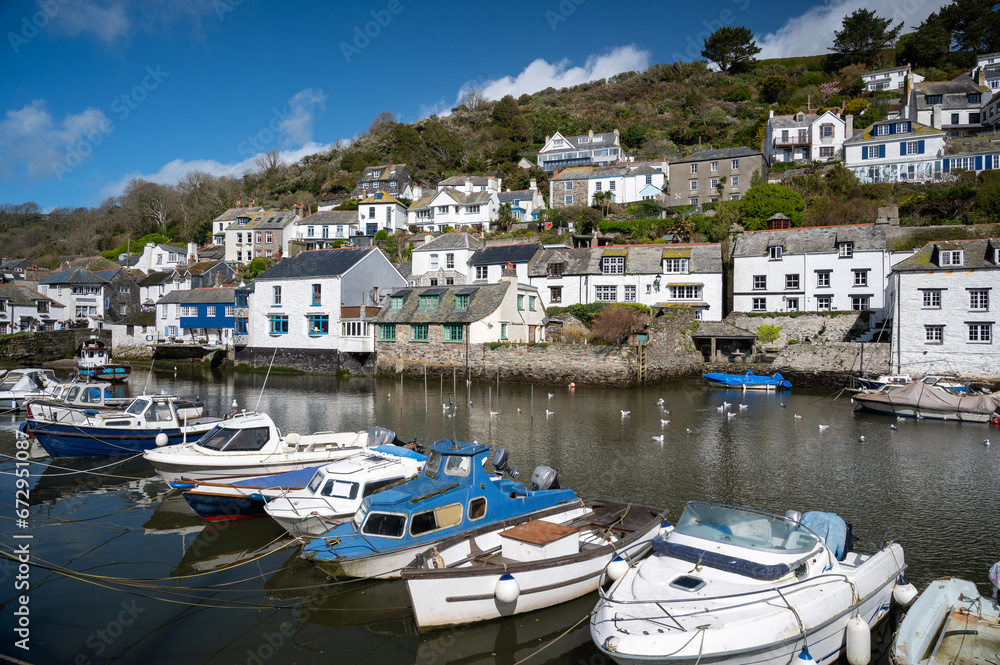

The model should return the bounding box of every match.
[852,380,1000,422]
[75,337,131,382]
[703,370,791,390]
[0,368,58,410]
[590,501,907,665]
[402,499,668,632]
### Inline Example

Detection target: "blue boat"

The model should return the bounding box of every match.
[173,444,426,523]
[301,440,581,579]
[75,338,131,383]
[703,370,791,390]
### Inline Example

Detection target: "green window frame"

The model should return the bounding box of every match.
[419,295,438,310]
[307,314,329,335]
[455,294,469,310]
[517,295,524,310]
[443,324,464,342]
[379,324,396,341]
[529,296,536,311]
[411,324,429,341]
[390,296,403,310]
[500,323,508,340]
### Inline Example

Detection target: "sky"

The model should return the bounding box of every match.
[0,0,952,211]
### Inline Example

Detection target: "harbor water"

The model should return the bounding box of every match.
[1,365,998,664]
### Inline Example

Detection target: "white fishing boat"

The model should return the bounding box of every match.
[143,413,398,483]
[890,568,1000,665]
[591,501,908,665]
[26,382,196,423]
[264,447,426,536]
[0,368,58,410]
[402,500,667,632]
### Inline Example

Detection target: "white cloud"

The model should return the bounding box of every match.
[756,0,952,60]
[0,100,111,179]
[46,0,131,44]
[277,88,327,146]
[97,142,333,200]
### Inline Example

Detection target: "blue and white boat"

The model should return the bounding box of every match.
[175,444,426,523]
[75,337,131,382]
[24,394,241,458]
[301,440,580,579]
[703,370,791,390]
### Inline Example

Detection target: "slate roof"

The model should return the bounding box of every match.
[156,244,186,254]
[498,190,535,203]
[373,283,510,325]
[350,164,412,197]
[0,258,34,271]
[769,113,821,128]
[186,260,231,276]
[230,210,299,231]
[413,233,483,252]
[157,287,236,305]
[528,244,722,276]
[437,176,493,187]
[689,321,756,339]
[410,188,492,209]
[358,192,405,206]
[910,79,989,112]
[843,120,945,145]
[863,65,911,77]
[549,166,593,181]
[115,310,156,326]
[91,268,131,282]
[540,132,619,154]
[256,247,376,280]
[137,271,174,287]
[0,284,63,307]
[297,210,359,226]
[671,147,763,164]
[40,268,106,285]
[394,263,413,280]
[628,164,661,176]
[892,238,1000,272]
[732,224,888,257]
[470,243,541,266]
[213,207,263,222]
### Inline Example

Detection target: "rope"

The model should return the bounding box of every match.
[0,450,148,479]
[513,608,594,665]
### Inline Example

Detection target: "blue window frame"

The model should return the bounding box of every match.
[268,314,288,335]
[307,314,329,335]
[235,317,248,334]
[235,291,249,307]
[312,284,321,306]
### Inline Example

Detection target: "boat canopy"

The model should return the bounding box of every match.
[703,371,791,389]
[859,380,1000,415]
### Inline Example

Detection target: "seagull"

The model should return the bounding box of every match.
[545,409,554,417]
[621,410,630,417]
[516,408,522,413]
[231,399,238,408]
[780,403,786,408]
[984,439,991,446]
[443,403,449,410]
[661,419,670,426]
[859,435,866,442]
[890,424,898,430]
[652,435,664,443]
[722,401,731,408]
[387,393,391,399]
[819,424,829,430]
[727,412,736,418]
[896,416,905,421]
[468,400,473,407]
[548,393,554,399]
[656,398,665,405]
[490,410,499,417]
[685,428,692,434]
[716,405,725,413]
[794,414,802,419]
[173,366,178,372]
[739,404,748,410]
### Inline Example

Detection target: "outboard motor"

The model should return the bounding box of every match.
[491,447,518,477]
[990,561,1000,602]
[367,426,397,448]
[531,465,560,491]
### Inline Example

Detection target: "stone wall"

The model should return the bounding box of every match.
[724,312,866,348]
[0,329,111,363]
[769,342,889,387]
[234,346,376,375]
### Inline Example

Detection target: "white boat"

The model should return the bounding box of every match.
[26,382,197,423]
[402,500,668,632]
[0,368,58,410]
[853,381,1000,422]
[891,570,1000,665]
[264,447,426,536]
[591,501,908,665]
[143,413,397,483]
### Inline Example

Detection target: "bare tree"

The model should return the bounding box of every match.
[368,111,396,133]
[461,88,488,110]
[253,149,288,184]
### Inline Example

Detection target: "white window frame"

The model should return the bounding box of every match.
[922,290,941,308]
[595,285,617,302]
[969,289,989,311]
[751,297,766,312]
[968,323,992,343]
[925,325,943,343]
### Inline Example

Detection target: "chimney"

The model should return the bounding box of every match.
[425,232,433,244]
[529,178,537,191]
[214,271,222,287]
[845,114,853,139]
[588,128,594,141]
[464,177,473,193]
[932,104,942,129]
[544,135,550,144]
[501,262,517,280]
[187,242,198,265]
[769,110,774,118]
[978,66,987,87]
[488,176,500,192]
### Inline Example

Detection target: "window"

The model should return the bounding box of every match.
[752,297,766,312]
[180,305,196,317]
[225,306,234,317]
[731,159,739,170]
[547,262,564,277]
[307,314,329,334]
[690,164,698,174]
[118,304,126,315]
[390,296,404,310]
[272,285,282,306]
[237,291,248,307]
[689,197,698,205]
[118,286,130,294]
[624,285,636,302]
[609,181,615,191]
[466,204,481,214]
[970,289,989,310]
[565,181,573,191]
[255,232,263,243]
[601,256,625,274]
[476,266,488,280]
[710,161,718,172]
[925,325,943,343]
[753,275,766,290]
[550,286,562,303]
[939,250,963,266]
[429,278,438,286]
[922,290,941,308]
[821,124,833,138]
[816,271,831,288]
[951,113,960,125]
[710,178,719,189]
[419,295,439,309]
[443,324,464,342]
[517,294,524,310]
[670,285,700,299]
[265,232,273,244]
[664,258,689,273]
[816,296,831,311]
[769,246,783,260]
[645,174,653,185]
[785,274,799,289]
[786,298,799,311]
[853,270,868,287]
[819,147,834,158]
[851,296,870,311]
[445,253,454,269]
[564,194,574,205]
[268,314,289,334]
[235,317,248,334]
[309,283,321,306]
[206,306,216,317]
[410,324,429,341]
[429,254,439,270]
[160,305,168,319]
[595,285,617,301]
[595,181,602,192]
[731,175,739,188]
[500,323,508,339]
[968,323,992,343]
[379,324,396,341]
[689,179,698,191]
[839,242,853,258]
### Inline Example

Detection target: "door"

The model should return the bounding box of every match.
[528,325,536,343]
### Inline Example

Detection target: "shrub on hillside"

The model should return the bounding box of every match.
[591,305,650,345]
[739,184,805,229]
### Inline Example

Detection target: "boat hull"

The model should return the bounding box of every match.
[25,421,215,457]
[269,512,351,538]
[853,398,994,422]
[147,448,368,484]
[78,365,132,382]
[182,490,269,522]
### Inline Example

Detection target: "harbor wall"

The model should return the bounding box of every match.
[0,329,110,363]
[234,346,377,375]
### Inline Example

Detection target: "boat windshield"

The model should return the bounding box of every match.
[197,426,271,452]
[318,479,358,499]
[125,399,150,416]
[306,470,325,493]
[674,502,819,553]
[361,512,406,538]
[0,380,17,392]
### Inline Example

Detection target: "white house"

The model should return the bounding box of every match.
[549,164,667,208]
[38,268,109,327]
[536,129,624,172]
[901,71,989,136]
[890,238,1000,379]
[528,244,724,320]
[357,192,408,235]
[469,243,541,285]
[132,242,190,272]
[0,284,66,333]
[407,178,500,233]
[862,65,923,92]
[977,52,1000,70]
[765,110,847,164]
[246,247,405,357]
[497,180,546,222]
[843,118,947,184]
[410,233,483,286]
[350,164,413,200]
[212,206,262,246]
[291,211,362,250]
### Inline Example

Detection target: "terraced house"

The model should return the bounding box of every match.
[667,148,766,205]
[0,284,66,334]
[350,164,413,200]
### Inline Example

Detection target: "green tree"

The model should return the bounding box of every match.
[489,95,531,144]
[242,257,272,279]
[899,21,951,69]
[760,75,790,103]
[739,184,805,230]
[830,9,903,66]
[938,0,1000,53]
[700,26,762,73]
[494,202,516,233]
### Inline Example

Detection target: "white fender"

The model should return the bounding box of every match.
[845,615,871,665]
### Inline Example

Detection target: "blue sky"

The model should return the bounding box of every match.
[0,0,950,211]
